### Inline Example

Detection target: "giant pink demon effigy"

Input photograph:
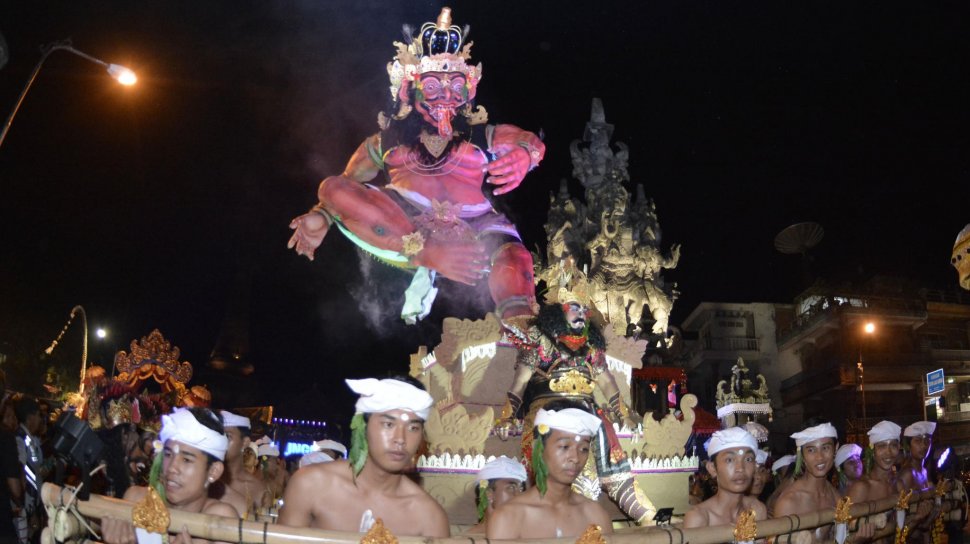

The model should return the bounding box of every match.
[287,7,544,325]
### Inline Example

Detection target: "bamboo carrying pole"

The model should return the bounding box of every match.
[43,483,965,544]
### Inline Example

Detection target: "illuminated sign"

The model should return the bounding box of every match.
[927,369,945,396]
[283,442,313,457]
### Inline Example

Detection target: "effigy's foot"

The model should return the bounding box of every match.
[605,476,657,526]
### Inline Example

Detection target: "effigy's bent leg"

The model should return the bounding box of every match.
[318,176,416,251]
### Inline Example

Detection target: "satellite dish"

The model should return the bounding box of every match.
[774,222,824,255]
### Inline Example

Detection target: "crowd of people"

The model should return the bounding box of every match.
[686,418,960,544]
[0,366,963,544]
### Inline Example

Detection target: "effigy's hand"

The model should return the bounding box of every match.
[287,211,330,260]
[413,238,489,285]
[485,146,531,195]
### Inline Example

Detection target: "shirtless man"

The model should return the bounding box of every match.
[216,411,267,519]
[278,378,449,537]
[684,427,767,528]
[766,454,796,514]
[773,423,843,542]
[487,402,613,539]
[899,421,935,493]
[465,456,527,535]
[100,407,239,544]
[255,439,286,508]
[835,443,864,495]
[847,421,903,542]
[749,449,771,501]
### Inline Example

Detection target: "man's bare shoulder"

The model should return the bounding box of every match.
[123,485,148,502]
[742,496,769,520]
[683,504,711,529]
[398,477,449,520]
[203,498,239,519]
[773,484,816,516]
[292,460,353,487]
[846,478,873,502]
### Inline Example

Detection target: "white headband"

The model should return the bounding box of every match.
[299,451,334,468]
[835,444,863,467]
[346,378,433,420]
[220,410,251,429]
[756,449,769,465]
[159,408,228,461]
[312,439,347,456]
[476,456,528,484]
[706,427,759,456]
[868,420,901,445]
[253,436,279,457]
[790,423,838,448]
[534,408,601,437]
[903,421,936,438]
[772,454,796,473]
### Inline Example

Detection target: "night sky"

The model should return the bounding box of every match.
[1,1,968,420]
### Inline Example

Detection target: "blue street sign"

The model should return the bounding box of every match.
[927,368,945,396]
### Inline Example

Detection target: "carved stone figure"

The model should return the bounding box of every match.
[537,98,680,347]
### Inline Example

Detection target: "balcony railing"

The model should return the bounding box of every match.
[778,295,928,346]
[702,336,760,351]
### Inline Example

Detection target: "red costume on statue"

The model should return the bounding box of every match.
[288,8,543,323]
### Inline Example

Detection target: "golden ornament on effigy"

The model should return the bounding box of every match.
[894,526,910,544]
[733,509,757,543]
[834,496,853,524]
[419,130,453,158]
[132,487,170,535]
[360,519,398,544]
[550,369,595,395]
[575,524,606,544]
[896,489,913,510]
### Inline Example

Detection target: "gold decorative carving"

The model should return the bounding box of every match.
[132,487,170,535]
[114,330,193,403]
[896,489,913,510]
[733,509,757,543]
[639,394,697,458]
[360,519,398,544]
[432,314,502,368]
[424,404,494,455]
[835,496,853,524]
[550,369,595,395]
[575,525,606,544]
[462,104,488,125]
[602,326,646,369]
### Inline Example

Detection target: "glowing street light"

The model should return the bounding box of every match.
[96,328,107,339]
[0,39,137,148]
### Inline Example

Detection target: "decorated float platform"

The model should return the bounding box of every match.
[408,312,700,525]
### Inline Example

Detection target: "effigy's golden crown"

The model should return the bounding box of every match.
[387,8,482,100]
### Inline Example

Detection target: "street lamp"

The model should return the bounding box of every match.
[0,39,136,148]
[857,321,876,436]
